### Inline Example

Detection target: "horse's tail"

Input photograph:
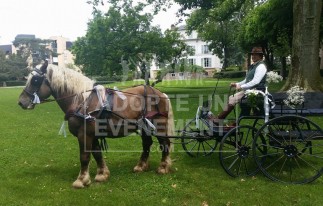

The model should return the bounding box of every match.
[164,93,175,137]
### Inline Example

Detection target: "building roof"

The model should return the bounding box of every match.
[15,34,36,40]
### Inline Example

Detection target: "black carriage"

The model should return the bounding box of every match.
[179,87,323,184]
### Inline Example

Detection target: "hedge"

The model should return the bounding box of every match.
[214,71,246,79]
[0,81,26,87]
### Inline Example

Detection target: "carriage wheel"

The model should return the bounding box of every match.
[180,118,217,157]
[253,115,323,184]
[219,125,263,177]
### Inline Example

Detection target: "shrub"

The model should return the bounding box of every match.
[0,81,26,87]
[214,71,246,79]
[225,65,242,71]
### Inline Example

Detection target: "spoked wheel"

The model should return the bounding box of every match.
[219,125,263,177]
[181,118,218,157]
[253,115,323,184]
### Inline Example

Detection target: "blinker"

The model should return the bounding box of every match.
[31,75,44,87]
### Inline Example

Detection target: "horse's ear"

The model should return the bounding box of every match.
[40,60,48,74]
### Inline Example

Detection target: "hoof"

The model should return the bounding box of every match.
[72,178,91,189]
[133,162,149,173]
[157,157,171,174]
[157,166,170,174]
[72,173,91,189]
[95,169,110,182]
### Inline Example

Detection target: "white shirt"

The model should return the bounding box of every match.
[237,63,267,90]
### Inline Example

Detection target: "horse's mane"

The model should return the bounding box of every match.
[47,64,94,95]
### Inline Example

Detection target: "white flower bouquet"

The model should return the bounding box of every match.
[266,71,283,83]
[245,89,262,109]
[283,86,305,109]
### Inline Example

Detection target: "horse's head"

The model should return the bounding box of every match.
[18,61,52,109]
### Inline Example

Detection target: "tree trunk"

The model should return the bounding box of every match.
[263,46,274,70]
[280,56,287,80]
[222,46,229,70]
[281,0,323,91]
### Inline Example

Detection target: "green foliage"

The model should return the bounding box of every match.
[238,0,293,56]
[175,0,295,71]
[13,38,53,67]
[93,72,133,82]
[72,1,187,79]
[0,51,28,81]
[0,81,26,87]
[214,70,245,78]
[225,65,242,71]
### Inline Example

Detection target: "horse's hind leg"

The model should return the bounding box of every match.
[134,133,152,172]
[72,134,93,189]
[92,138,110,182]
[156,137,172,174]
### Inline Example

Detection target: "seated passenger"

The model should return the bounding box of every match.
[213,46,267,121]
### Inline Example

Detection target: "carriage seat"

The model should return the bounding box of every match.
[270,92,323,117]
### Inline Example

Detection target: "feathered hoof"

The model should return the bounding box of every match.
[72,178,91,189]
[133,162,149,173]
[157,166,170,174]
[95,169,110,182]
[157,158,172,174]
[72,173,91,189]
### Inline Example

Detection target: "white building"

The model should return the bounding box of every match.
[48,36,80,71]
[177,25,222,71]
[150,25,222,79]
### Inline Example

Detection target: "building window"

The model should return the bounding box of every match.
[202,45,209,54]
[171,73,176,77]
[188,58,196,65]
[179,72,184,76]
[202,58,212,68]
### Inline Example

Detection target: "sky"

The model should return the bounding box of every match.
[0,0,182,45]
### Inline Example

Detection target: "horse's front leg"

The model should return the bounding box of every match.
[72,134,93,189]
[156,137,172,174]
[134,133,152,172]
[92,138,110,182]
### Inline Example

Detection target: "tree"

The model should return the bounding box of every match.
[281,0,323,91]
[175,0,323,91]
[186,9,244,69]
[73,1,188,84]
[0,51,28,81]
[13,38,52,69]
[175,0,260,70]
[238,0,293,73]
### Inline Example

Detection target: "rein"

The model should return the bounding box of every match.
[40,90,92,104]
[40,86,222,106]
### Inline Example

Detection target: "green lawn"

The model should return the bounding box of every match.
[1,79,323,206]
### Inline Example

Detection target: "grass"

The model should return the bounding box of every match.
[1,79,323,205]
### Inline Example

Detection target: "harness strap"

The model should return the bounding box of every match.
[141,85,147,118]
[97,88,114,119]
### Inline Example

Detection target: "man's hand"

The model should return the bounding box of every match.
[230,83,241,90]
[230,83,236,87]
